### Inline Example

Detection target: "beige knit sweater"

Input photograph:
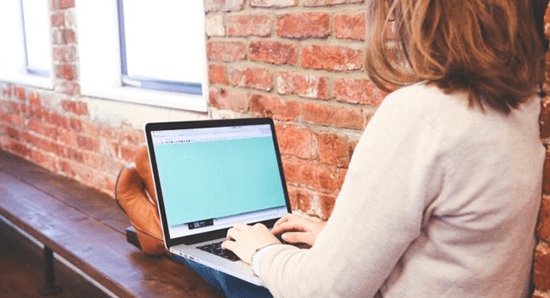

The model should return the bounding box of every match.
[257,84,545,298]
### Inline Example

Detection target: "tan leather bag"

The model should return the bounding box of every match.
[115,146,166,255]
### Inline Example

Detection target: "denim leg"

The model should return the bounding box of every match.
[172,254,274,298]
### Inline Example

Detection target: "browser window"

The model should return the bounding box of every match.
[151,124,288,238]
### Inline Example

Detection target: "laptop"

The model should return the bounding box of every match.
[144,117,291,286]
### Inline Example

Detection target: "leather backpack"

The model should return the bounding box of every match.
[115,146,166,255]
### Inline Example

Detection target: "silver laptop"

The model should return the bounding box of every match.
[145,118,291,286]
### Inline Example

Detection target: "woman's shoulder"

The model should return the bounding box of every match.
[381,83,464,113]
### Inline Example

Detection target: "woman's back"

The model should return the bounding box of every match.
[376,83,545,297]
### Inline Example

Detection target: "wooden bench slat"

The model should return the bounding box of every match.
[0,150,129,234]
[0,151,224,298]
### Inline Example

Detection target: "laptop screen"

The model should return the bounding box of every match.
[148,119,289,241]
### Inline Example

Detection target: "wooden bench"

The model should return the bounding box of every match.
[0,149,224,298]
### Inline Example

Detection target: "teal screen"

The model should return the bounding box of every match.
[154,136,286,226]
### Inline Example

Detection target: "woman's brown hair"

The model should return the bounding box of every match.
[365,0,549,114]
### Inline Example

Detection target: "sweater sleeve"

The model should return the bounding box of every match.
[258,90,447,298]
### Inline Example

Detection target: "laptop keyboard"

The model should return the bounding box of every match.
[197,241,240,261]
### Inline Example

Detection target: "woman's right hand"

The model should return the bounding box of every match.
[271,214,326,247]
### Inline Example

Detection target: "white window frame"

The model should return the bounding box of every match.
[76,0,209,112]
[0,0,54,89]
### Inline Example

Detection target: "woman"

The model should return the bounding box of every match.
[221,0,549,297]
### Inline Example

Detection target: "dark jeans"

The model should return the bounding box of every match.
[172,254,274,298]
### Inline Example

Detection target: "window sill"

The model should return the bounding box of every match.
[0,73,54,90]
[81,85,208,113]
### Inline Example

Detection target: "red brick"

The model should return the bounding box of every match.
[58,129,77,147]
[315,131,350,167]
[539,196,550,241]
[334,12,366,40]
[14,87,26,100]
[83,152,106,169]
[302,0,364,6]
[77,135,100,151]
[249,41,298,65]
[29,92,41,106]
[337,168,347,190]
[334,78,386,106]
[287,186,313,212]
[28,120,59,140]
[207,41,246,62]
[70,118,83,132]
[82,121,100,136]
[64,147,84,163]
[55,64,77,80]
[250,0,297,7]
[1,86,10,98]
[10,114,25,127]
[29,106,49,122]
[58,81,81,96]
[60,0,74,9]
[533,290,550,298]
[53,46,78,63]
[276,124,315,159]
[301,45,363,71]
[111,143,121,159]
[8,102,21,114]
[49,113,70,129]
[0,101,8,113]
[61,100,77,113]
[122,128,145,144]
[30,150,58,171]
[276,12,330,38]
[302,102,365,130]
[121,145,141,162]
[204,0,245,12]
[52,29,63,45]
[62,29,76,44]
[5,139,31,157]
[282,158,341,192]
[208,64,228,85]
[51,12,65,27]
[229,67,272,91]
[96,175,116,197]
[0,113,12,125]
[52,0,60,10]
[275,71,328,99]
[59,160,77,178]
[319,193,337,220]
[24,133,64,156]
[250,94,301,121]
[101,126,121,140]
[209,88,250,113]
[543,151,550,194]
[541,96,550,139]
[534,241,550,292]
[5,127,21,140]
[76,102,88,116]
[226,14,272,37]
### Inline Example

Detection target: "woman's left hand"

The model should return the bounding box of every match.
[221,222,281,264]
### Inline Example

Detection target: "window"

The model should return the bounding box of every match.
[117,0,204,95]
[77,0,209,112]
[21,0,52,77]
[0,0,53,88]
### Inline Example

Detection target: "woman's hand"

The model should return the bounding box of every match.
[221,222,281,264]
[271,214,326,247]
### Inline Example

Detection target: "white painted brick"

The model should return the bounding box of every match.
[205,13,225,37]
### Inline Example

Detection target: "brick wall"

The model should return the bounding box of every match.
[0,0,548,296]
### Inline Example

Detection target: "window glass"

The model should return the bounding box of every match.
[119,0,206,94]
[21,0,52,76]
